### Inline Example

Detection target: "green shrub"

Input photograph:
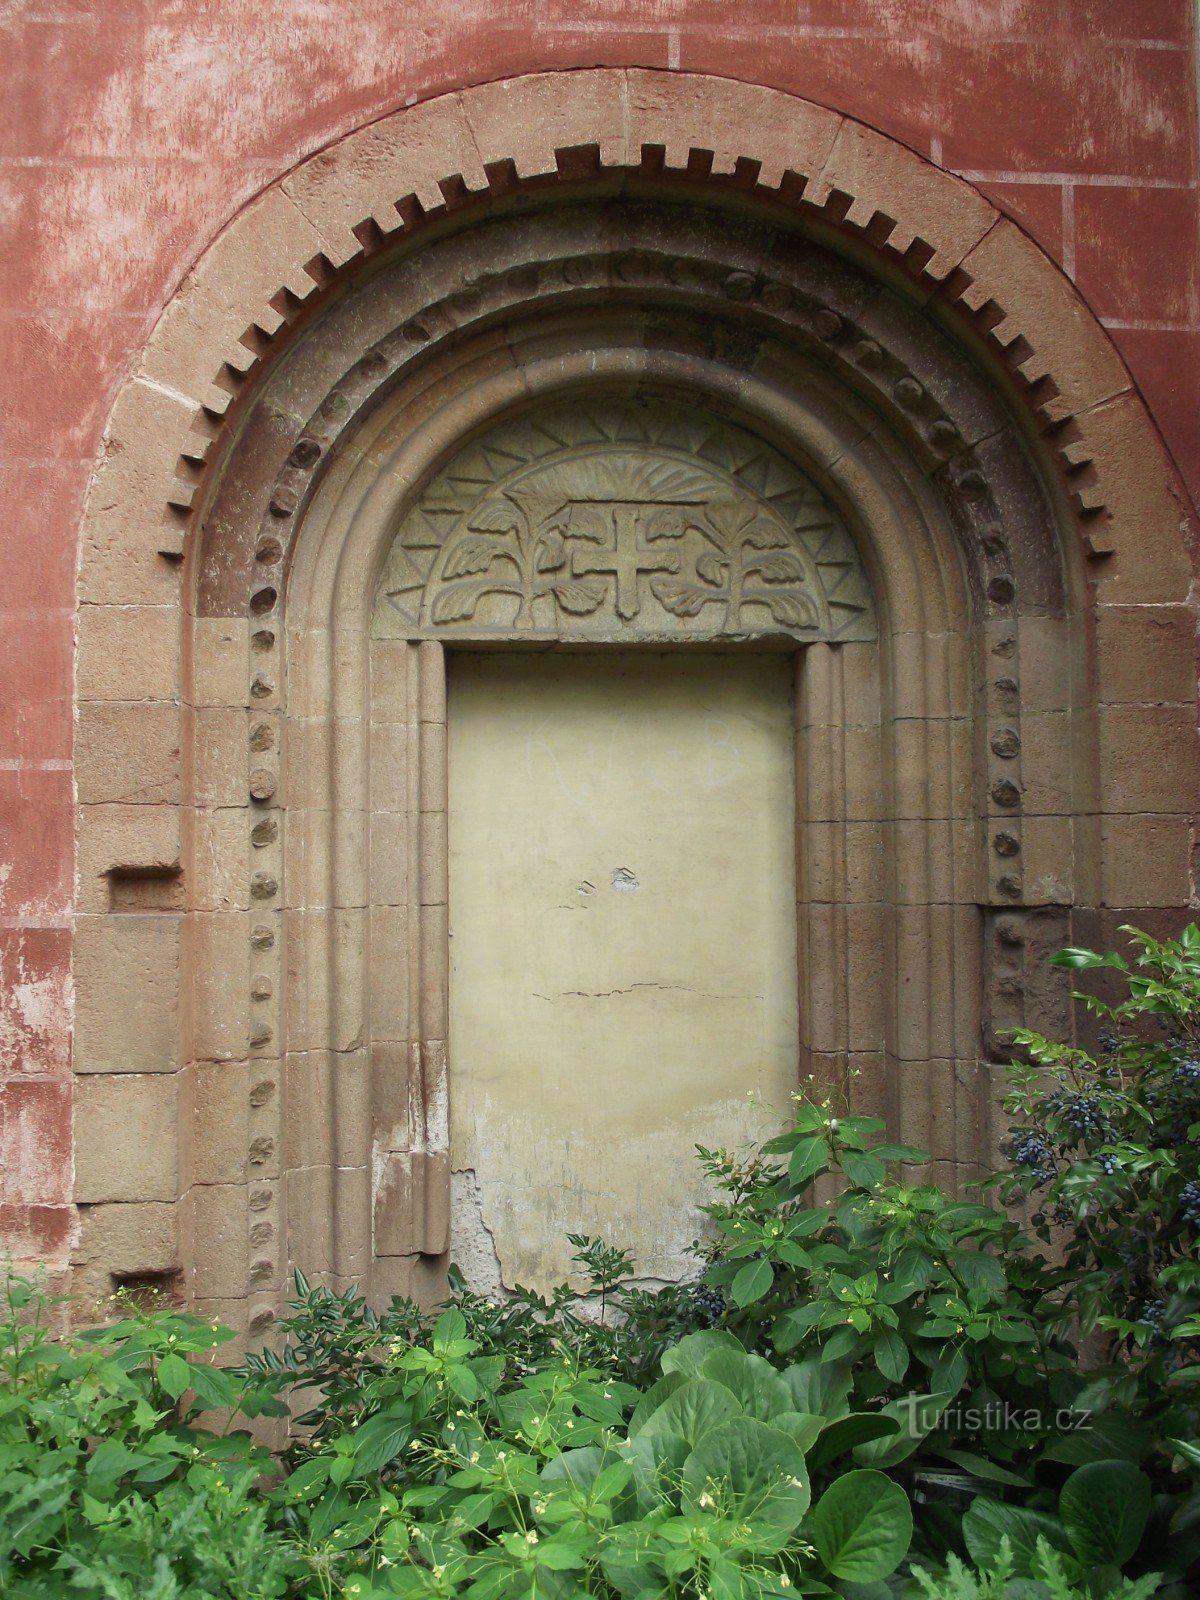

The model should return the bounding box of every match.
[4,924,1200,1596]
[994,923,1200,1382]
[0,1269,296,1598]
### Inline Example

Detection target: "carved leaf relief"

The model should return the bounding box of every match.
[373,400,874,643]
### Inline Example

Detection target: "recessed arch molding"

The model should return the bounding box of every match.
[70,70,1198,1327]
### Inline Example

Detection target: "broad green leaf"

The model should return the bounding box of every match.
[962,1497,1074,1575]
[627,1427,690,1511]
[791,1105,834,1134]
[950,1250,1007,1298]
[789,1135,830,1188]
[639,1379,742,1451]
[808,1412,900,1470]
[871,1143,930,1164]
[782,1358,851,1419]
[1049,947,1127,970]
[541,1446,608,1494]
[1042,1409,1153,1465]
[840,1151,886,1190]
[809,1469,913,1581]
[930,1446,1032,1488]
[682,1418,810,1547]
[732,1256,774,1308]
[431,1306,467,1351]
[773,1302,827,1352]
[185,1360,239,1410]
[821,1326,863,1363]
[1059,1459,1151,1566]
[702,1349,793,1421]
[629,1370,689,1436]
[662,1329,746,1379]
[771,1411,824,1453]
[278,1456,332,1501]
[353,1407,412,1474]
[156,1351,191,1400]
[853,1393,951,1468]
[929,1345,969,1396]
[873,1329,909,1383]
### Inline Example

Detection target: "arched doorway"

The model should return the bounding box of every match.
[69,74,1196,1327]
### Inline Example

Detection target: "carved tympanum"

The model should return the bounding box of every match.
[374,399,874,642]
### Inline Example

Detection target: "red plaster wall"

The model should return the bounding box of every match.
[1,0,1196,1273]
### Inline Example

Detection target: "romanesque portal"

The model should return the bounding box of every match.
[372,394,874,1289]
[66,72,1192,1323]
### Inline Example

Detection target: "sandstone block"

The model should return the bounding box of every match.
[283,93,485,232]
[1096,604,1198,707]
[815,117,996,279]
[76,803,182,914]
[140,187,334,409]
[1021,815,1076,906]
[72,1201,178,1312]
[1101,814,1192,908]
[193,707,248,808]
[192,913,250,1063]
[74,915,181,1074]
[77,604,180,705]
[626,68,840,187]
[1019,713,1076,815]
[285,1165,333,1275]
[79,378,193,607]
[74,1075,178,1203]
[370,1039,413,1152]
[1079,391,1195,604]
[188,1184,248,1301]
[193,808,250,913]
[1098,704,1199,815]
[282,1048,369,1171]
[368,903,410,1042]
[959,219,1130,418]
[184,1060,249,1186]
[192,617,250,709]
[369,811,410,909]
[465,70,628,179]
[374,1148,450,1258]
[75,702,181,806]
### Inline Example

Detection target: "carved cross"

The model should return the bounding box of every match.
[568,503,683,621]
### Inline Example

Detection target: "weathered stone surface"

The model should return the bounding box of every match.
[77,605,181,704]
[75,703,181,806]
[74,1076,178,1203]
[74,916,181,1075]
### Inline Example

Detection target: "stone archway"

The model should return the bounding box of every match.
[71,72,1197,1328]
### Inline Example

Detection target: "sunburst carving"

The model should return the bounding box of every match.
[373,399,875,643]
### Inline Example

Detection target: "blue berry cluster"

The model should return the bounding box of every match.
[1098,1152,1122,1176]
[1044,1089,1114,1145]
[691,1285,726,1327]
[1009,1130,1056,1186]
[1179,1180,1200,1228]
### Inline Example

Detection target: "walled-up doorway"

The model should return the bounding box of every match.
[69,73,1196,1324]
[447,650,798,1292]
